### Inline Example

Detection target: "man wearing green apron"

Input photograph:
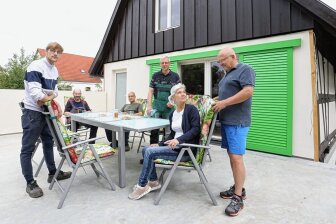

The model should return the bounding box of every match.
[146,56,181,144]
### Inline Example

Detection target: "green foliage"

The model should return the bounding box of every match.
[57,76,73,91]
[0,48,39,89]
[95,83,102,91]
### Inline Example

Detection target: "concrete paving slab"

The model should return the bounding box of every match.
[0,133,335,224]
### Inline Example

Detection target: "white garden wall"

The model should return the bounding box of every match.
[0,90,106,135]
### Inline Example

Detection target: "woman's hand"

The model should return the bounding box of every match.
[164,139,179,149]
[150,144,159,147]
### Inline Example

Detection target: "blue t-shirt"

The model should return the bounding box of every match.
[218,63,256,126]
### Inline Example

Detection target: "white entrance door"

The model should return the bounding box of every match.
[115,72,127,110]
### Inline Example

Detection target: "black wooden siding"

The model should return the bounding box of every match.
[92,0,316,75]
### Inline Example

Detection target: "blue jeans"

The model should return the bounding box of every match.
[138,146,190,187]
[20,109,57,183]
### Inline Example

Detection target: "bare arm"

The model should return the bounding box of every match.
[146,87,154,115]
[212,86,254,112]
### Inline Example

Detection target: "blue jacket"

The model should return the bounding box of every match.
[159,104,200,155]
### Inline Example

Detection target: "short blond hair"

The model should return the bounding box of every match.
[46,42,64,53]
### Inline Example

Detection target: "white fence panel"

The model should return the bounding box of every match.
[0,89,107,135]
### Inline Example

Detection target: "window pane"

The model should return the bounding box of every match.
[181,63,205,95]
[159,0,168,30]
[211,61,225,98]
[171,0,180,27]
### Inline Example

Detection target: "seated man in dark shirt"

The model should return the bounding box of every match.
[105,91,143,151]
[64,88,98,143]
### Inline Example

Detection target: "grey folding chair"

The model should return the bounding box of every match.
[19,102,44,177]
[153,95,218,206]
[42,102,116,209]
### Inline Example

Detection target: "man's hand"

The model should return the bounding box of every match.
[36,93,56,106]
[164,139,179,149]
[37,100,44,106]
[167,102,174,108]
[150,143,159,147]
[212,100,227,112]
[64,111,71,117]
[146,107,151,116]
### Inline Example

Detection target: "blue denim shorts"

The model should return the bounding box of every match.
[221,124,249,155]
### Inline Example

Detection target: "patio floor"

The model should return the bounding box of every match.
[0,132,335,224]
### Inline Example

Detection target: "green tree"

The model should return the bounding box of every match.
[0,48,39,89]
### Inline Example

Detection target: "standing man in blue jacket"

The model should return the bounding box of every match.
[213,47,255,217]
[20,42,71,198]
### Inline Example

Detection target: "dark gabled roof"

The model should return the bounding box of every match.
[89,0,125,77]
[289,0,336,65]
[90,0,336,76]
[291,0,336,30]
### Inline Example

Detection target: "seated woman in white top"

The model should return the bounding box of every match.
[128,83,200,200]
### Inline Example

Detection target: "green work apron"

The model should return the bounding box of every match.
[154,83,173,114]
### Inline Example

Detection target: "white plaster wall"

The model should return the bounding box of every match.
[0,89,106,135]
[292,32,314,159]
[103,31,315,158]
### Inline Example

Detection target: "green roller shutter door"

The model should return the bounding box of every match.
[241,48,293,156]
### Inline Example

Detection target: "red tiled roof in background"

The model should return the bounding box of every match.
[37,49,101,83]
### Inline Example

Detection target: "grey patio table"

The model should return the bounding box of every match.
[70,112,169,188]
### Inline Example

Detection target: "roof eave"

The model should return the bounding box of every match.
[89,0,126,77]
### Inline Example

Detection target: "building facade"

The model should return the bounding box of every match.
[90,0,336,161]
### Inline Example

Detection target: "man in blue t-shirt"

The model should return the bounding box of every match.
[213,47,256,217]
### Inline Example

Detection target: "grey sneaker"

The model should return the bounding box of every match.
[47,170,72,183]
[220,185,246,200]
[26,180,43,198]
[225,194,244,216]
[128,184,151,200]
[147,180,161,192]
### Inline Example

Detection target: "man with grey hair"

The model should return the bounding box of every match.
[20,42,71,198]
[146,56,181,144]
[213,47,255,216]
[64,88,98,142]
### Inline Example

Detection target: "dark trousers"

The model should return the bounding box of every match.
[20,109,57,183]
[105,129,130,146]
[74,122,98,144]
[150,110,170,144]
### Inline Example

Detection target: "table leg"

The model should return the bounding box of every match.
[71,120,76,132]
[118,127,126,188]
[112,131,117,148]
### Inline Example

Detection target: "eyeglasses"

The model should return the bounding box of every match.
[48,49,62,55]
[160,61,170,64]
[217,55,232,63]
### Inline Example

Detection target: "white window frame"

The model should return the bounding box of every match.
[155,0,180,32]
[178,58,216,96]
